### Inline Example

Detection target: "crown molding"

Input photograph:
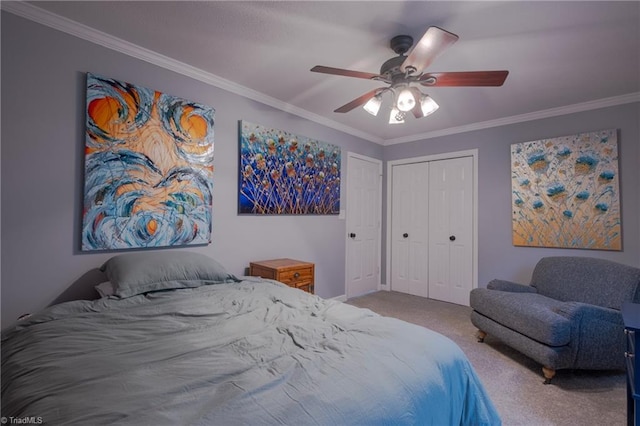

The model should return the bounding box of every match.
[3,2,638,148]
[1,1,384,145]
[383,92,640,146]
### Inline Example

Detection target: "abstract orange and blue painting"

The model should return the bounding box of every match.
[239,121,340,215]
[511,129,620,250]
[82,73,214,251]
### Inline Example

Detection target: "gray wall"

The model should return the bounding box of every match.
[383,102,640,286]
[0,12,382,327]
[2,11,639,329]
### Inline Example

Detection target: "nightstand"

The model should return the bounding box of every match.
[249,258,315,294]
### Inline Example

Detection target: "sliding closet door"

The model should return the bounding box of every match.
[428,156,473,306]
[390,162,429,297]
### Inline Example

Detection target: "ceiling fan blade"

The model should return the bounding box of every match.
[401,26,459,75]
[420,71,509,87]
[410,87,425,118]
[334,88,384,113]
[311,65,380,80]
[411,105,424,119]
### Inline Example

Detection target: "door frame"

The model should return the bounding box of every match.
[345,152,383,299]
[385,149,478,294]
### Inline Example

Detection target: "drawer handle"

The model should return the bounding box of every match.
[293,272,300,279]
[625,351,635,358]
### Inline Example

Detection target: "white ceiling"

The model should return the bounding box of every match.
[14,1,640,144]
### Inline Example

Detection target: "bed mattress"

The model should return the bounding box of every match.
[2,278,500,425]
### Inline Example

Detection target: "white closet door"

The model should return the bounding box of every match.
[391,162,429,297]
[428,156,473,305]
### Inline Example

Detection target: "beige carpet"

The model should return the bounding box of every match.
[346,291,626,426]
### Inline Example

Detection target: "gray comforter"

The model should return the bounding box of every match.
[2,278,500,425]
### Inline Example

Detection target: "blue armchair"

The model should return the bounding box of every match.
[470,256,640,383]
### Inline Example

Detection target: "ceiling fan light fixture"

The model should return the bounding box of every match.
[389,107,405,124]
[420,94,439,117]
[363,95,382,116]
[396,87,416,112]
[312,26,508,124]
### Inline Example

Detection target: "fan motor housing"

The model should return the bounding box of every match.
[379,35,415,80]
[390,35,413,55]
[380,56,407,79]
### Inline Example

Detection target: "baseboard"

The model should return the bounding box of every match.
[332,294,348,302]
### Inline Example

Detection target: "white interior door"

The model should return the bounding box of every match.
[428,156,474,305]
[346,154,381,299]
[390,162,429,297]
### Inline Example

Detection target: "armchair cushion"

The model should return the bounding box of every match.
[470,289,571,346]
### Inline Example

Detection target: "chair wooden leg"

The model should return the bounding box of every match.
[542,366,556,384]
[476,330,487,343]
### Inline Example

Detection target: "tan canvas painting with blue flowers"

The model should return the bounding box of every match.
[239,121,340,215]
[511,129,620,250]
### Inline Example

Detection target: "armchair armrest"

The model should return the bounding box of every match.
[487,279,538,293]
[553,301,623,325]
[553,301,625,370]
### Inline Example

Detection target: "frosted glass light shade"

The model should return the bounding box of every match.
[363,96,382,116]
[420,95,439,116]
[396,88,416,112]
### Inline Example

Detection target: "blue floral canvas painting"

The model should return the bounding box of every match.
[239,121,340,215]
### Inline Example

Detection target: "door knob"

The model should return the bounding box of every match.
[449,235,456,241]
[349,233,356,238]
[403,233,409,238]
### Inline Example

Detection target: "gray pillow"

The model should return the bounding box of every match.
[94,281,115,298]
[100,251,238,298]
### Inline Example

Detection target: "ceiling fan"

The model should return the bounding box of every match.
[311,26,509,124]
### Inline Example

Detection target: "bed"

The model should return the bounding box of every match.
[2,252,500,425]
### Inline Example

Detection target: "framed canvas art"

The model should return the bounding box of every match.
[511,129,620,250]
[238,121,341,215]
[82,73,215,251]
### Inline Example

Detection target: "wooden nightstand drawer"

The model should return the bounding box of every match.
[278,267,313,285]
[293,282,314,293]
[249,259,315,294]
[249,264,278,280]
